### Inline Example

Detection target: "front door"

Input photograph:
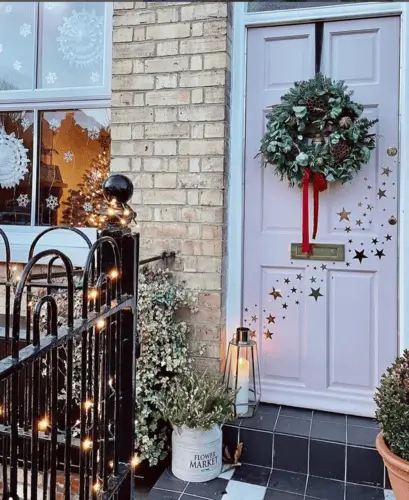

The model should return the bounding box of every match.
[243,17,400,416]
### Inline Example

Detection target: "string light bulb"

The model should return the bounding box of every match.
[96,319,105,330]
[38,418,49,432]
[84,400,93,411]
[120,219,127,226]
[82,438,92,451]
[131,455,141,468]
[110,269,119,279]
[109,460,114,469]
[92,482,101,493]
[89,289,98,300]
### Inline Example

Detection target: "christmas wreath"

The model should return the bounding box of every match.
[258,73,378,253]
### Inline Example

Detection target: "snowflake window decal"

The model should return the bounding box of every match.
[46,195,59,210]
[83,202,92,213]
[17,193,30,208]
[48,118,60,131]
[64,151,74,162]
[4,4,12,14]
[90,72,100,84]
[0,45,3,54]
[0,128,30,189]
[45,2,55,9]
[87,126,100,140]
[57,9,104,68]
[21,116,30,131]
[13,61,22,71]
[45,72,57,85]
[20,23,31,38]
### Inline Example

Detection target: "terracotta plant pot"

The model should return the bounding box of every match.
[376,432,409,500]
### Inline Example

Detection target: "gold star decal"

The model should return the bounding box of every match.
[269,287,282,300]
[264,330,273,340]
[251,315,258,322]
[382,167,392,177]
[266,314,276,324]
[250,330,256,339]
[337,207,351,222]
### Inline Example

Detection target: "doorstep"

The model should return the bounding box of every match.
[147,465,395,499]
[223,404,391,490]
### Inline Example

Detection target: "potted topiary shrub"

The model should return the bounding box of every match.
[374,350,409,500]
[159,371,236,483]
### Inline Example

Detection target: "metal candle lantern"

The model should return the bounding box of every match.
[223,327,261,418]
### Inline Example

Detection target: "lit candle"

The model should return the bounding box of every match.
[236,358,249,415]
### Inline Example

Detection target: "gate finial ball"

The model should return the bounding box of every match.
[102,174,133,205]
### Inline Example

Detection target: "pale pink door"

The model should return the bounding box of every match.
[243,17,400,416]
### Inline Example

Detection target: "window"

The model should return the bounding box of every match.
[0,2,112,263]
[247,0,396,12]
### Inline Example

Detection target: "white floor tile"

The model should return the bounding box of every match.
[384,490,396,500]
[222,479,266,500]
[219,468,236,480]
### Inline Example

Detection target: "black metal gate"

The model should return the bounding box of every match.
[0,224,139,499]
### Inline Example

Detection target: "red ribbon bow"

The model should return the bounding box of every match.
[301,168,328,254]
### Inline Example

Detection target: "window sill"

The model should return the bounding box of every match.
[0,225,97,268]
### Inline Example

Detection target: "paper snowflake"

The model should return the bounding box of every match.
[45,2,55,9]
[20,23,32,38]
[17,194,29,208]
[64,151,74,162]
[87,126,100,140]
[45,72,57,84]
[57,9,104,68]
[4,4,12,14]
[21,116,30,131]
[0,128,30,189]
[46,195,59,210]
[48,118,60,131]
[13,61,22,71]
[90,72,100,84]
[83,202,93,213]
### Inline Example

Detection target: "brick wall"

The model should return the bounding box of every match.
[111,2,232,369]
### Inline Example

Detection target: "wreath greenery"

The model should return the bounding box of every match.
[259,73,378,186]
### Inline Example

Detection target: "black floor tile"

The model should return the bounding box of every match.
[345,483,385,500]
[347,415,379,429]
[309,440,345,481]
[310,420,346,444]
[185,477,228,500]
[347,424,378,448]
[313,411,346,425]
[274,434,308,474]
[239,428,273,467]
[264,490,304,499]
[259,403,281,414]
[148,489,181,500]
[268,469,307,495]
[153,469,187,493]
[280,405,313,419]
[231,463,271,486]
[275,416,311,438]
[305,476,345,500]
[347,445,384,487]
[240,411,278,432]
[223,425,239,460]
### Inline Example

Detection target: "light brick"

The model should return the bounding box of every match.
[156,7,179,23]
[145,122,189,139]
[180,3,227,22]
[154,173,177,189]
[155,74,178,89]
[114,2,134,10]
[204,122,225,138]
[157,40,179,57]
[145,56,189,73]
[154,140,177,156]
[113,41,155,58]
[179,139,224,156]
[112,74,154,91]
[112,92,134,107]
[111,140,153,156]
[112,59,133,75]
[146,23,190,40]
[113,27,133,43]
[203,20,227,37]
[203,53,228,70]
[191,22,203,37]
[179,105,224,122]
[114,10,155,26]
[111,124,132,141]
[133,27,146,41]
[191,88,203,104]
[204,87,225,104]
[190,55,203,71]
[146,89,190,106]
[143,190,186,205]
[179,70,226,88]
[180,37,226,55]
[112,108,153,124]
[110,157,131,172]
[154,107,178,122]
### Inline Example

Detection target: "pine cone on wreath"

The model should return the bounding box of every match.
[286,144,298,160]
[304,96,325,115]
[330,141,351,162]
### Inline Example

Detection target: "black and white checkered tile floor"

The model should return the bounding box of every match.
[147,465,396,499]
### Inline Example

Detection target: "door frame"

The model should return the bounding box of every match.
[226,2,409,355]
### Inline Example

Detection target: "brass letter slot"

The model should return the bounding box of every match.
[290,243,345,262]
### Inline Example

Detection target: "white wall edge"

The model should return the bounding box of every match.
[226,1,409,359]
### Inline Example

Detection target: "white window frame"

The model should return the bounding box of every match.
[227,1,409,354]
[0,2,113,266]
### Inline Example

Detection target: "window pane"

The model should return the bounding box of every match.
[247,1,395,12]
[0,2,36,90]
[38,2,106,89]
[0,111,34,225]
[38,108,110,227]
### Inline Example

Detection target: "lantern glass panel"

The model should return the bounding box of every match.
[224,333,261,418]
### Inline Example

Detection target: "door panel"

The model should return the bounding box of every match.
[243,17,400,416]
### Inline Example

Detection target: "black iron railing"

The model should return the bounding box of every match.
[0,225,140,499]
